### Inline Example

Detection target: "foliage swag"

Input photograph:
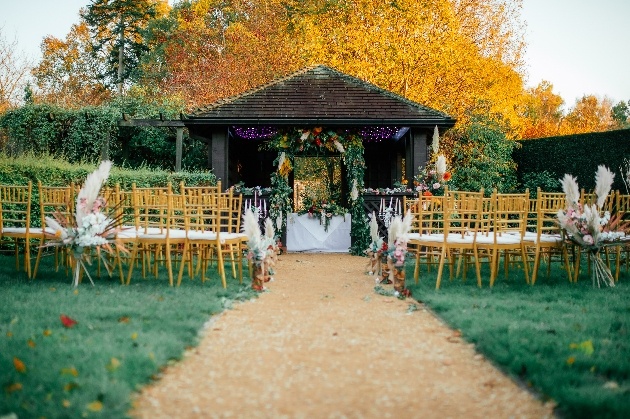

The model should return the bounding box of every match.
[264,127,370,255]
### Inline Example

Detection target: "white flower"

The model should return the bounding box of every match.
[350,179,358,201]
[435,155,447,176]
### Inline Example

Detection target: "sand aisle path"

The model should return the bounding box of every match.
[132,253,554,418]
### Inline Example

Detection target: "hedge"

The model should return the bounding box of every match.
[0,153,217,228]
[514,129,630,193]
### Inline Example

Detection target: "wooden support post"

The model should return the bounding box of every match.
[175,127,183,172]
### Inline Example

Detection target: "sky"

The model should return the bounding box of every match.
[1,0,629,108]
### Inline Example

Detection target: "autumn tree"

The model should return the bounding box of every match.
[561,95,615,135]
[611,100,629,128]
[520,81,565,138]
[0,28,32,113]
[83,0,170,95]
[32,22,112,107]
[138,0,297,108]
[283,0,528,134]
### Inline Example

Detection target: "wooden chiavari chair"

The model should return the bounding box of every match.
[0,181,34,278]
[474,190,530,286]
[125,183,183,286]
[32,181,75,278]
[522,188,572,284]
[405,195,446,282]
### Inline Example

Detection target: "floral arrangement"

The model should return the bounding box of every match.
[379,211,413,297]
[242,210,277,291]
[298,195,347,232]
[44,161,125,287]
[557,165,629,287]
[365,212,385,275]
[413,154,451,196]
[267,127,352,155]
[228,182,273,196]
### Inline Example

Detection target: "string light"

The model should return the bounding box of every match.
[231,126,407,141]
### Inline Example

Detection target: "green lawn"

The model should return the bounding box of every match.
[0,253,255,419]
[407,257,630,419]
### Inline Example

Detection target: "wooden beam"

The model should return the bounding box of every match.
[118,119,185,128]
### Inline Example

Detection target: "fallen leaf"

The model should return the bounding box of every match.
[566,356,576,366]
[62,399,71,408]
[27,339,36,348]
[5,382,22,392]
[569,340,594,356]
[73,289,79,295]
[604,381,619,390]
[87,400,103,412]
[106,358,121,371]
[43,329,52,336]
[49,287,56,291]
[118,316,130,323]
[63,382,79,392]
[60,315,78,328]
[61,367,79,377]
[6,331,12,337]
[13,357,26,373]
[131,332,138,340]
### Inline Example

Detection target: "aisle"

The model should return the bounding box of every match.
[131,254,554,418]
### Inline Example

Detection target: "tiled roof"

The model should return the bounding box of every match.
[187,65,456,127]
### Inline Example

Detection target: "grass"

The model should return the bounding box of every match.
[406,256,630,419]
[0,253,255,419]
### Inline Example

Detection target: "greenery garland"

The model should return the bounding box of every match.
[264,127,369,255]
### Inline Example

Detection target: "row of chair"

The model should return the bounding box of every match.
[0,180,251,287]
[404,188,630,289]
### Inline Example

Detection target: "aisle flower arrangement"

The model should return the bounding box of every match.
[384,211,413,297]
[242,210,278,291]
[557,165,629,287]
[365,212,384,275]
[43,161,125,287]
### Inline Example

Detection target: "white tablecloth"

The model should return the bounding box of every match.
[286,213,351,253]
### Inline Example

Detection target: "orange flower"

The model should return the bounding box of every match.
[442,172,452,181]
[313,127,323,134]
[422,191,433,197]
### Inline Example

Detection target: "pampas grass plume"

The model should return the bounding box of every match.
[369,212,379,243]
[242,210,261,246]
[436,155,447,176]
[264,217,275,239]
[76,160,112,225]
[560,174,580,209]
[594,165,614,209]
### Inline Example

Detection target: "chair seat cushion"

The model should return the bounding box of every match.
[476,233,523,245]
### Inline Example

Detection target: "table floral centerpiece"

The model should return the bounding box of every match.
[43,160,126,287]
[414,155,451,196]
[298,195,347,232]
[557,165,629,287]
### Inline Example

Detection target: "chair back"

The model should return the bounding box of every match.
[490,190,530,239]
[37,181,75,230]
[406,195,446,236]
[580,189,616,212]
[536,188,565,237]
[130,183,173,235]
[0,182,33,233]
[444,189,485,239]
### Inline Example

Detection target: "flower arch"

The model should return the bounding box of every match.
[264,127,370,255]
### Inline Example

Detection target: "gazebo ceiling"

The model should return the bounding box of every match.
[185,65,456,128]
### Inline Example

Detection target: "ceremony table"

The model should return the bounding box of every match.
[286,213,351,252]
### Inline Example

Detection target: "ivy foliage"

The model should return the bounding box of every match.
[0,96,207,170]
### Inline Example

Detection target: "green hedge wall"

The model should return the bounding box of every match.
[0,154,217,227]
[0,100,207,170]
[514,129,630,193]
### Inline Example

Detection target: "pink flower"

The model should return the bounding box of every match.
[432,182,441,190]
[582,234,594,245]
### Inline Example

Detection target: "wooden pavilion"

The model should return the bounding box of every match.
[181,65,456,189]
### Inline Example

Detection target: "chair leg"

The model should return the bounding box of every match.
[435,247,447,289]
